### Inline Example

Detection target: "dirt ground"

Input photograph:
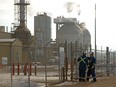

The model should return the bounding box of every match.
[50,76,116,87]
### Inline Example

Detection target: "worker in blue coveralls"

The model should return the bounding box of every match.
[86,52,96,82]
[77,52,88,82]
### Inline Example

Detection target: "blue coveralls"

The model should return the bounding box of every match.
[77,54,88,82]
[86,56,96,82]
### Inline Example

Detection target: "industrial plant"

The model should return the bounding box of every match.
[0,0,91,65]
[2,0,114,87]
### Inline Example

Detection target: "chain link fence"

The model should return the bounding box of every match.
[0,44,116,87]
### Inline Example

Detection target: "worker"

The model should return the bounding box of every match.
[77,52,88,82]
[86,52,96,82]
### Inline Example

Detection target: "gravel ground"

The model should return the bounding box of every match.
[51,77,116,87]
[0,73,116,87]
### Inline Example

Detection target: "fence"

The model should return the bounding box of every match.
[0,44,116,87]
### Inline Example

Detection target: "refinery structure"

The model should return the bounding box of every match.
[1,0,116,87]
[0,0,91,65]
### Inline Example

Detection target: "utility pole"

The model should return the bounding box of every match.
[95,3,97,58]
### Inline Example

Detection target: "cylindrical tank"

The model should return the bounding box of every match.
[57,22,83,58]
[57,22,83,45]
[78,23,91,50]
[34,12,51,46]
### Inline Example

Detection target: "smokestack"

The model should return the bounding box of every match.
[14,0,30,27]
[14,0,31,45]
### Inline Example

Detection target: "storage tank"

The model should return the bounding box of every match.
[57,22,83,45]
[34,12,51,46]
[78,22,91,50]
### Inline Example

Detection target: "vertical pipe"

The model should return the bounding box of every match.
[17,62,20,75]
[10,45,13,87]
[95,3,97,58]
[114,53,116,75]
[44,47,47,87]
[12,63,15,75]
[18,52,20,75]
[34,62,37,76]
[57,45,61,82]
[20,0,25,25]
[12,47,14,76]
[28,62,30,87]
[70,42,73,81]
[62,67,65,82]
[56,23,58,43]
[56,23,61,82]
[30,62,32,75]
[106,47,110,76]
[64,41,68,81]
[113,52,115,75]
[75,41,78,80]
[94,4,97,76]
[101,46,103,76]
[34,40,37,75]
[28,48,31,87]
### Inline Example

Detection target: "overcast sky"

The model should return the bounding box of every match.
[0,0,116,50]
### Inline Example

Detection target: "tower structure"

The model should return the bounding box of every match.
[14,0,31,45]
[13,0,32,63]
[34,12,51,46]
[14,0,30,27]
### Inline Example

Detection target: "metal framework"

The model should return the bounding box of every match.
[14,0,30,28]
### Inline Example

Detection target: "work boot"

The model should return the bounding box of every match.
[82,79,85,82]
[79,78,82,82]
[91,78,96,82]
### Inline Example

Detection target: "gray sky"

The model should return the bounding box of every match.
[0,0,116,50]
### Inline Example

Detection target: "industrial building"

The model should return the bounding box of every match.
[0,39,22,65]
[0,27,12,38]
[0,0,91,65]
[0,0,32,65]
[54,17,91,51]
[34,12,51,46]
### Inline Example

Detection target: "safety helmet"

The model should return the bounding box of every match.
[82,52,86,56]
[90,52,94,56]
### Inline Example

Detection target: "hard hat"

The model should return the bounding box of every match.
[90,52,94,55]
[82,52,86,55]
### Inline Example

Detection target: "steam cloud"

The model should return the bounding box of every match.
[0,0,7,3]
[28,5,35,17]
[76,4,81,16]
[65,2,75,13]
[64,2,81,16]
[27,0,35,17]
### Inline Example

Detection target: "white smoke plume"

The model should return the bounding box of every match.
[64,2,75,13]
[0,0,7,3]
[64,2,81,16]
[28,5,35,17]
[27,0,35,16]
[76,4,81,16]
